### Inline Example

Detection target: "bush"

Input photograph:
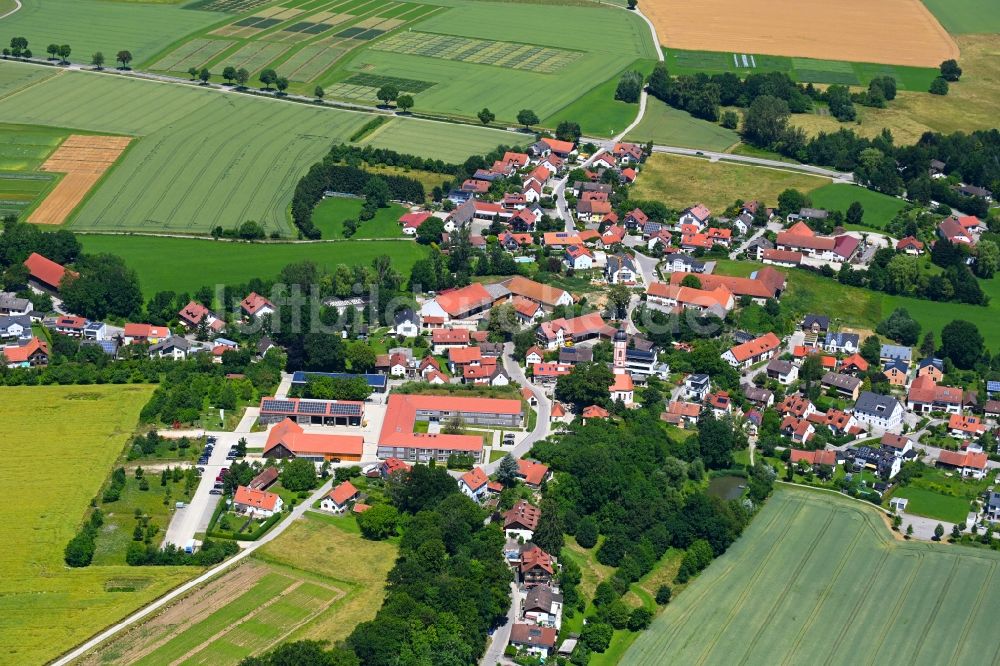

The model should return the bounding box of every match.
[628,607,653,631]
[576,515,598,549]
[655,584,672,605]
[356,504,400,540]
[580,622,614,653]
[930,77,949,95]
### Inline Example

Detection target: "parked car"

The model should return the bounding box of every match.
[209,489,222,495]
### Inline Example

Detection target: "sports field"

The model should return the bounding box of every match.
[630,153,827,212]
[78,234,428,296]
[644,0,958,67]
[0,61,517,233]
[0,384,197,665]
[808,183,908,229]
[0,0,222,64]
[625,97,739,152]
[80,512,397,665]
[625,486,1000,665]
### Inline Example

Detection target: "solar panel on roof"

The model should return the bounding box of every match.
[328,402,361,416]
[296,401,328,415]
[261,399,295,412]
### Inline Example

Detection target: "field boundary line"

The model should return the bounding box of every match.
[907,555,961,661]
[778,506,867,666]
[714,506,835,666]
[951,560,995,666]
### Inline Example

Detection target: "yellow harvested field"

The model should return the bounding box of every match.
[645,0,959,67]
[791,35,1000,145]
[29,134,130,225]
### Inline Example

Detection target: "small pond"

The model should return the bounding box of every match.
[708,475,746,501]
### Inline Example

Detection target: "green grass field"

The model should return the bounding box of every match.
[543,58,657,137]
[0,61,518,233]
[0,122,74,218]
[662,47,938,91]
[0,0,223,64]
[625,486,1000,665]
[625,97,740,152]
[84,511,397,665]
[0,384,197,665]
[714,259,1000,347]
[808,183,908,229]
[312,196,406,238]
[891,486,971,524]
[327,2,658,121]
[79,234,428,296]
[920,0,1000,35]
[630,153,827,211]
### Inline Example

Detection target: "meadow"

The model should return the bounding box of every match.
[81,511,397,665]
[0,61,517,233]
[625,486,1000,665]
[311,195,406,238]
[78,234,428,296]
[713,258,1000,348]
[625,97,740,152]
[807,183,907,229]
[0,384,197,665]
[0,0,223,64]
[543,59,657,138]
[630,153,828,212]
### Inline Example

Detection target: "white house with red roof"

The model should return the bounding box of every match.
[613,142,644,164]
[564,245,593,270]
[896,236,925,255]
[459,467,490,501]
[399,211,433,235]
[233,485,283,517]
[123,323,170,345]
[320,481,360,513]
[178,300,224,332]
[679,204,711,229]
[721,332,781,369]
[937,450,988,479]
[241,292,275,319]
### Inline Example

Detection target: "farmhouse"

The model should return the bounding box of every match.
[646,282,734,317]
[667,266,785,304]
[503,276,573,311]
[23,252,77,292]
[232,486,283,518]
[721,332,781,369]
[420,283,496,322]
[257,396,364,426]
[936,450,988,479]
[536,312,610,349]
[263,418,364,462]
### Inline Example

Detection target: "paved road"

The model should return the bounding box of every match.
[53,477,335,666]
[0,0,21,20]
[160,432,231,548]
[484,343,552,474]
[481,581,520,666]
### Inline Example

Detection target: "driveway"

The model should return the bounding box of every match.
[483,343,552,474]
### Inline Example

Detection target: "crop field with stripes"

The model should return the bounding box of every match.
[0,62,517,233]
[625,486,1000,666]
[146,0,445,89]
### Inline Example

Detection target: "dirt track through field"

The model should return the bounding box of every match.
[28,134,130,225]
[645,0,959,67]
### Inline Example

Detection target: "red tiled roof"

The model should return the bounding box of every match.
[541,138,574,154]
[841,353,869,372]
[123,323,169,339]
[582,405,609,418]
[379,393,521,452]
[399,211,433,228]
[241,292,273,315]
[432,328,470,344]
[948,413,986,435]
[762,248,802,264]
[434,283,495,318]
[790,448,835,466]
[24,252,76,289]
[3,337,48,363]
[461,467,489,491]
[328,481,359,505]
[668,401,701,417]
[505,276,569,308]
[179,300,209,325]
[510,624,557,649]
[896,236,924,251]
[668,266,785,299]
[727,332,780,363]
[449,346,482,365]
[233,485,280,512]
[504,500,541,530]
[938,450,987,469]
[517,459,549,486]
[265,418,364,457]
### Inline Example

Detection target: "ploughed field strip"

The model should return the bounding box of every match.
[371,31,581,73]
[29,135,131,225]
[186,0,275,12]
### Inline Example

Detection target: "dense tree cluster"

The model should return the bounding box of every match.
[125,539,238,566]
[342,463,511,664]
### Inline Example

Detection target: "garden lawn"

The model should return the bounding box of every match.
[312,196,407,239]
[0,61,519,234]
[0,0,222,64]
[625,485,1000,665]
[625,97,740,152]
[0,384,195,665]
[543,59,657,138]
[890,486,971,524]
[808,183,907,229]
[630,153,827,212]
[79,234,429,296]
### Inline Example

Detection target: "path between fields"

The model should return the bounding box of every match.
[50,477,336,666]
[0,0,21,20]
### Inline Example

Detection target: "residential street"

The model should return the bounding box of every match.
[484,342,552,474]
[481,582,520,666]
